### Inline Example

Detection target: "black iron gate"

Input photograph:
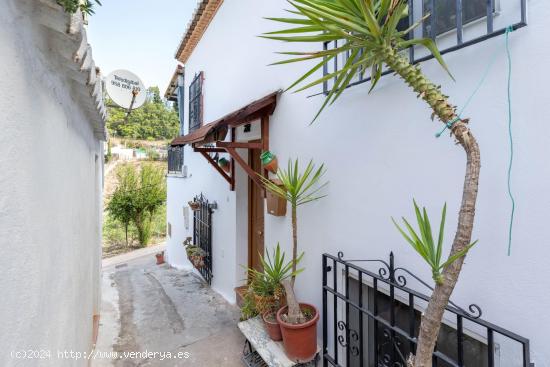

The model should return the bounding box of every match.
[193,193,213,284]
[322,252,533,367]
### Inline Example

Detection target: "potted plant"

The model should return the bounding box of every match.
[218,157,231,173]
[245,244,302,341]
[260,150,278,173]
[185,244,206,269]
[259,159,327,362]
[188,200,201,211]
[155,251,165,265]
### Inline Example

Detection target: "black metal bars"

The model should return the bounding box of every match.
[322,0,527,95]
[322,252,532,367]
[193,193,213,284]
[168,146,184,174]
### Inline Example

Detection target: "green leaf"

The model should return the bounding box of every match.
[436,203,446,266]
[401,38,455,81]
[440,240,478,269]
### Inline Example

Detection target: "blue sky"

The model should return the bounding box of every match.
[87,0,197,94]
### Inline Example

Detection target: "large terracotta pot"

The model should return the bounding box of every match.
[276,303,319,363]
[262,312,282,341]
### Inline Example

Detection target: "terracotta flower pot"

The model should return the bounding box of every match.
[155,252,165,265]
[188,201,201,211]
[263,312,282,341]
[277,303,319,363]
[261,151,278,173]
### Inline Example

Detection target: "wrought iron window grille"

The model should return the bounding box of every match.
[189,72,203,133]
[168,146,184,174]
[320,0,527,96]
[193,193,213,285]
[322,252,533,367]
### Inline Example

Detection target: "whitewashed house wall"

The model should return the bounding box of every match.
[166,0,550,364]
[0,1,106,365]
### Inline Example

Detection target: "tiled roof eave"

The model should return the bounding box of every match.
[174,0,224,63]
[29,0,107,140]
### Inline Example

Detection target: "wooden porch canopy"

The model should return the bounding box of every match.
[170,91,280,191]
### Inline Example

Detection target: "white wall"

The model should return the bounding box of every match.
[166,0,550,364]
[0,2,103,366]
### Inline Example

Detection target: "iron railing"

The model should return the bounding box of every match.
[322,252,533,367]
[193,193,214,284]
[167,146,184,174]
[322,0,527,94]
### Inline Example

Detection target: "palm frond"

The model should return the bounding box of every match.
[392,201,477,284]
[263,0,452,122]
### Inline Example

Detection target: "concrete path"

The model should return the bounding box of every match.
[94,250,244,366]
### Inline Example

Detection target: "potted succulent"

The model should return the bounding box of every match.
[245,244,302,341]
[259,159,328,362]
[260,150,278,173]
[155,251,165,265]
[218,157,231,173]
[185,244,206,269]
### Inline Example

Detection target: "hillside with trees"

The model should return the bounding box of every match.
[107,86,179,140]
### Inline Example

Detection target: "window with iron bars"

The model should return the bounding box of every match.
[322,0,526,94]
[188,72,203,133]
[167,146,184,174]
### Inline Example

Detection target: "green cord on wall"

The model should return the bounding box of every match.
[436,26,516,255]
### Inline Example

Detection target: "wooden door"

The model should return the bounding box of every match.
[248,148,264,272]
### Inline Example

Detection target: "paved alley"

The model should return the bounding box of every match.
[94,251,244,366]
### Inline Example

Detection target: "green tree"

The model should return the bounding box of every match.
[106,164,166,247]
[264,1,481,365]
[107,86,180,140]
[106,165,137,246]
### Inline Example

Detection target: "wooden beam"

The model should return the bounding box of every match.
[230,128,236,191]
[216,141,262,150]
[199,151,232,185]
[261,115,269,151]
[261,115,270,198]
[194,147,226,153]
[225,147,263,189]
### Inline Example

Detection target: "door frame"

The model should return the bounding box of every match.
[247,141,264,272]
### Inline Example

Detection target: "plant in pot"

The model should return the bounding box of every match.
[185,243,206,269]
[188,200,201,211]
[259,159,328,362]
[218,157,231,173]
[260,150,278,173]
[246,243,304,341]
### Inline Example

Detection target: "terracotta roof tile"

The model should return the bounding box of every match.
[175,0,224,63]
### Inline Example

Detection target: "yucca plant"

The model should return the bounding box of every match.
[392,201,478,284]
[263,1,481,365]
[246,244,304,313]
[259,159,328,323]
[259,159,327,286]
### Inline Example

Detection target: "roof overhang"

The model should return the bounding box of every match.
[171,91,279,147]
[19,0,108,140]
[164,65,184,101]
[174,0,224,63]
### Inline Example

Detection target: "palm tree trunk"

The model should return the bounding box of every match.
[291,205,298,287]
[383,49,481,367]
